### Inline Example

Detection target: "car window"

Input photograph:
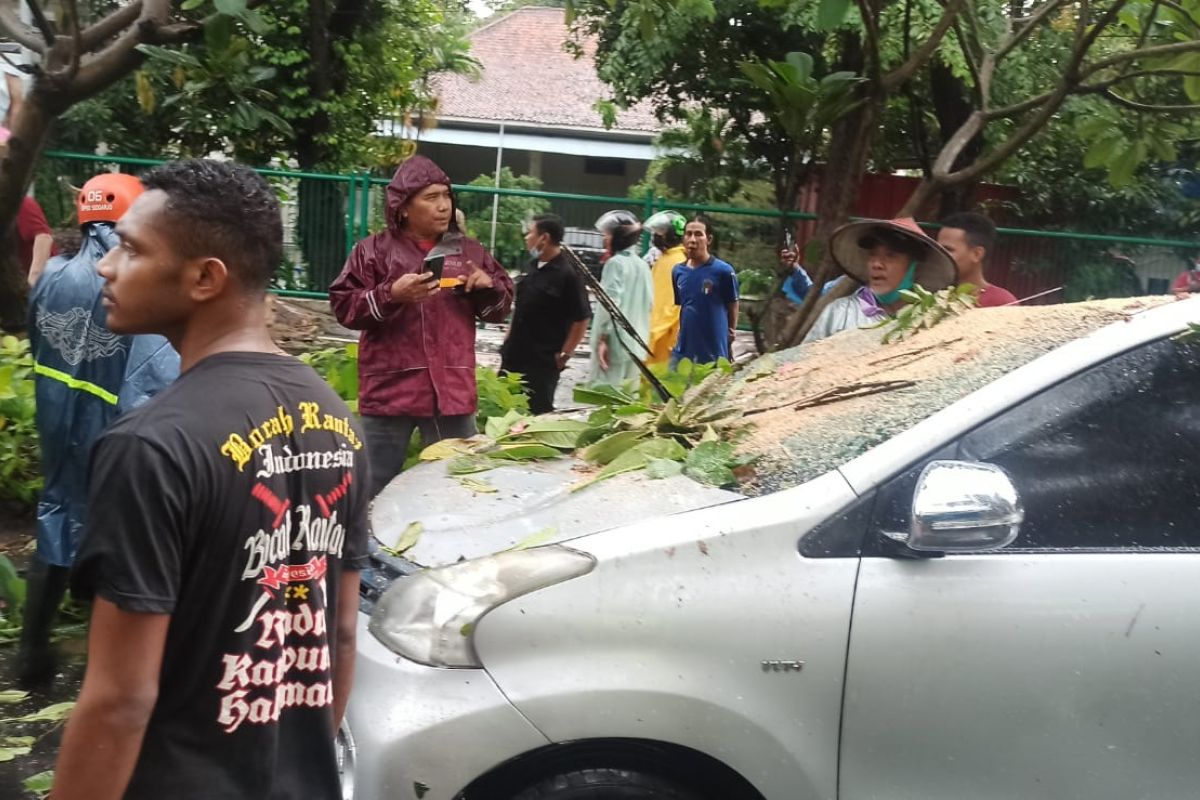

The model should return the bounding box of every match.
[865,336,1200,552]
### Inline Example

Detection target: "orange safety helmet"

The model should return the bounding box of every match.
[77,172,143,225]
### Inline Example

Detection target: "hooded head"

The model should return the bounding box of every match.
[385,155,460,238]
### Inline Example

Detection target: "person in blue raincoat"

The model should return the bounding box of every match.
[16,173,179,685]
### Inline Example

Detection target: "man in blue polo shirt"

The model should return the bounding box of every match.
[671,215,739,366]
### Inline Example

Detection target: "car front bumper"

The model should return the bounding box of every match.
[344,612,550,800]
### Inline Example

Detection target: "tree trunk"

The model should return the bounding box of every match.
[766,93,880,350]
[929,61,983,217]
[0,91,57,331]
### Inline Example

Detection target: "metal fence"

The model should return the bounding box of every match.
[34,150,1200,306]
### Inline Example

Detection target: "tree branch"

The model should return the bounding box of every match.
[80,1,143,53]
[1078,0,1131,58]
[1100,88,1200,111]
[1085,38,1200,74]
[995,0,1074,62]
[67,0,174,104]
[24,0,56,45]
[0,6,46,53]
[951,20,985,103]
[883,0,966,92]
[855,0,883,81]
[63,0,83,80]
[985,67,1200,119]
[1128,0,1161,61]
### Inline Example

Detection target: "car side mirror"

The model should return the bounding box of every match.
[907,460,1023,552]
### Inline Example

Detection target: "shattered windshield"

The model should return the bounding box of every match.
[719,299,1161,496]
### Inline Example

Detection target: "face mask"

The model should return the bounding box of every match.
[873,260,918,306]
[528,234,544,259]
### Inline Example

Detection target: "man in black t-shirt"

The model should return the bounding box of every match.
[53,160,370,800]
[500,214,591,413]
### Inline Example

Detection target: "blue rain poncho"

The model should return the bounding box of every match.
[28,222,180,566]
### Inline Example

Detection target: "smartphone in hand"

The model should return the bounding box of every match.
[425,255,445,282]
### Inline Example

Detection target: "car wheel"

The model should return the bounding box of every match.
[512,767,705,800]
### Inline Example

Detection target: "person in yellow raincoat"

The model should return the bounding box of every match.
[644,210,687,364]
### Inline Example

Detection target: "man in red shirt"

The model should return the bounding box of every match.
[1170,260,1200,297]
[937,212,1018,307]
[19,195,56,284]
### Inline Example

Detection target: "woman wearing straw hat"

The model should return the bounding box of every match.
[803,217,957,344]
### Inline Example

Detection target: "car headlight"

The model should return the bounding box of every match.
[368,545,596,668]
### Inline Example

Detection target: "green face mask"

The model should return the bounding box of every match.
[873,260,918,306]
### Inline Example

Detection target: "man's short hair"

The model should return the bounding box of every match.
[940,212,996,258]
[531,214,564,245]
[142,159,282,293]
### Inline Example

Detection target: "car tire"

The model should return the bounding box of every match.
[511,767,705,800]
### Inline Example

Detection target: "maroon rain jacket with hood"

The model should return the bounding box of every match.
[329,157,513,417]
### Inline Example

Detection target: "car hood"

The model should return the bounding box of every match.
[371,456,743,568]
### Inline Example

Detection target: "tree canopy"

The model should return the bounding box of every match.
[568,0,1200,347]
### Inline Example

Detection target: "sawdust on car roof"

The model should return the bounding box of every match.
[712,298,1173,496]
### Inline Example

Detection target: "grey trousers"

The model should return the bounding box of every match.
[361,413,477,498]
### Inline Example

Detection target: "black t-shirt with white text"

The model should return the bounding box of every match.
[71,352,370,799]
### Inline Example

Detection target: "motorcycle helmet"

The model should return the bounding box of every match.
[78,172,144,226]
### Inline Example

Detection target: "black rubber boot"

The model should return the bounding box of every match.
[14,558,69,688]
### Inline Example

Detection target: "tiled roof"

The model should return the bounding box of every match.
[431,7,661,135]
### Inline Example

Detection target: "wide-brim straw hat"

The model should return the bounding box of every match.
[829,217,957,291]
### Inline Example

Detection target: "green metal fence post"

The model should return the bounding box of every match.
[358,173,372,241]
[344,172,359,259]
[641,188,655,251]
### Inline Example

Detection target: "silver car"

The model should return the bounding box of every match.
[344,297,1200,800]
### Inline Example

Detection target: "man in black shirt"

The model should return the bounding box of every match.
[53,160,370,799]
[500,214,590,414]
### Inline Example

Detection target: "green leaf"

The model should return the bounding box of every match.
[633,437,687,461]
[135,44,203,69]
[204,14,233,52]
[485,409,528,440]
[573,384,636,406]
[419,438,473,462]
[581,430,645,464]
[816,0,851,30]
[1083,135,1121,169]
[487,443,561,461]
[23,771,53,799]
[181,0,205,9]
[521,419,590,433]
[0,689,29,704]
[381,522,422,557]
[683,441,737,487]
[447,455,494,475]
[239,8,271,35]
[508,526,558,551]
[0,554,24,617]
[784,52,814,82]
[571,448,649,492]
[645,457,684,479]
[0,701,74,724]
[1185,75,1200,103]
[458,477,497,494]
[0,744,31,762]
[213,0,247,15]
[529,430,583,449]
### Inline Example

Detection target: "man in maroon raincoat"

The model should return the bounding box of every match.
[330,156,513,497]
